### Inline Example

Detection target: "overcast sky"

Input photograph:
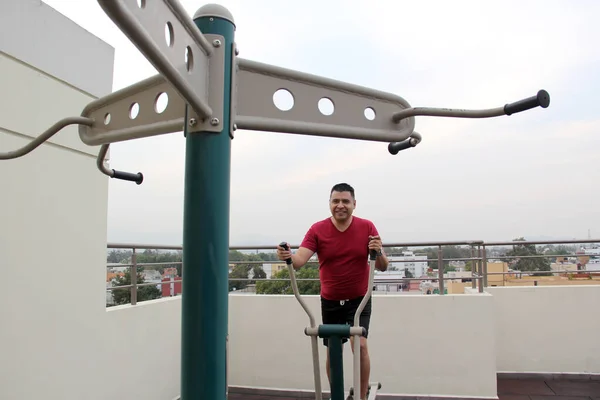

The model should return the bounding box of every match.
[44,0,600,247]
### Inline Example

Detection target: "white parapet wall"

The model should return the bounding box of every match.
[485,285,600,375]
[100,292,498,400]
[228,293,498,399]
[105,298,183,399]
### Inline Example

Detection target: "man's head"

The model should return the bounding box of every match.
[329,183,356,222]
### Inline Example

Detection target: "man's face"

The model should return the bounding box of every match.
[329,190,355,222]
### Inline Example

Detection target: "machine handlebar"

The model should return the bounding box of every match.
[388,131,422,155]
[112,170,144,185]
[96,144,144,185]
[504,89,550,115]
[388,90,550,155]
[279,241,293,265]
[279,241,323,400]
[279,241,316,327]
[0,117,145,185]
[369,249,377,260]
[391,89,551,121]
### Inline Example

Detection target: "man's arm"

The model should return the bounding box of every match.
[375,249,389,272]
[291,247,315,270]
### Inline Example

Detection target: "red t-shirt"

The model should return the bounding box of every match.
[300,216,379,301]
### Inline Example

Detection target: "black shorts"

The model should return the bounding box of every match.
[320,295,372,347]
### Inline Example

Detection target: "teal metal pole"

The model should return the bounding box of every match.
[328,336,345,400]
[181,4,235,400]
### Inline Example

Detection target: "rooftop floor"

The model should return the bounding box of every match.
[228,376,600,400]
[498,376,600,400]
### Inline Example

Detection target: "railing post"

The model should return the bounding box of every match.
[471,246,476,290]
[482,245,488,288]
[437,245,444,294]
[478,246,484,293]
[131,248,137,305]
[474,245,480,291]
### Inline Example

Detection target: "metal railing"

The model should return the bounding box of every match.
[105,238,600,306]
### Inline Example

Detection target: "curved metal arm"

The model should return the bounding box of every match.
[279,242,322,400]
[0,117,93,160]
[96,144,144,185]
[353,250,378,328]
[392,90,550,122]
[351,249,379,400]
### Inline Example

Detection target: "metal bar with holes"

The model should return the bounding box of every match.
[79,73,190,146]
[234,58,416,143]
[78,28,227,146]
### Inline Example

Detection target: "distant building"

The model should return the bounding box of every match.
[388,251,428,277]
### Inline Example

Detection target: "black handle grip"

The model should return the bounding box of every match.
[388,138,416,155]
[369,249,377,261]
[504,89,550,116]
[112,169,144,185]
[279,241,292,265]
[368,236,378,260]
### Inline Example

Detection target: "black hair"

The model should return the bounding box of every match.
[330,183,355,198]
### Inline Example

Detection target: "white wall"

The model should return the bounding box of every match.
[486,285,600,375]
[0,0,114,97]
[228,293,498,399]
[0,2,113,399]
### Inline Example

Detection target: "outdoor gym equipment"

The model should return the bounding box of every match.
[0,1,550,399]
[280,242,381,400]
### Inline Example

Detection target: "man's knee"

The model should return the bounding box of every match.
[359,337,369,354]
[350,336,369,356]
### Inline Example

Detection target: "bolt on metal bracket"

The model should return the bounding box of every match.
[228,41,238,139]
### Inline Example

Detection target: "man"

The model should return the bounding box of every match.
[277,182,389,400]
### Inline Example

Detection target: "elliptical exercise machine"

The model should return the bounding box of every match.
[280,242,381,400]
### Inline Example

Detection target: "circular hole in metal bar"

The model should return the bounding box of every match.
[364,107,376,121]
[273,89,294,111]
[155,92,169,114]
[137,0,145,8]
[318,98,334,116]
[129,103,140,119]
[165,22,174,48]
[185,46,194,72]
[104,113,111,125]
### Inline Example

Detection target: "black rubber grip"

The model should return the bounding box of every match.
[369,249,377,261]
[504,89,550,115]
[279,241,293,265]
[388,139,415,155]
[112,169,143,185]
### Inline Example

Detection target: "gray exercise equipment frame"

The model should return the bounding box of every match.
[0,0,550,182]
